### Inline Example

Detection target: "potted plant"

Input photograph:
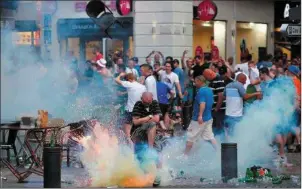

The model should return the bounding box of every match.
[43,128,63,188]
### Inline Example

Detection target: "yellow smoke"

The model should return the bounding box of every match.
[77,123,156,187]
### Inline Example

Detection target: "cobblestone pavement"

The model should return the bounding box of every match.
[0,153,300,188]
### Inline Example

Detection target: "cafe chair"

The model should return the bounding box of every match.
[0,127,20,166]
[61,120,94,168]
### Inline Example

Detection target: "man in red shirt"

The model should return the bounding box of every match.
[92,46,103,63]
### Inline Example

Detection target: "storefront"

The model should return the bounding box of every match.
[13,1,275,64]
[191,1,274,63]
[56,17,133,63]
[236,22,268,63]
[134,1,274,64]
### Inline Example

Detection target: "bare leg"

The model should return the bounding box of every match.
[209,138,218,151]
[159,120,167,130]
[123,124,132,138]
[224,127,229,142]
[295,127,301,144]
[184,141,193,156]
[164,113,170,129]
[275,134,285,157]
[147,126,157,148]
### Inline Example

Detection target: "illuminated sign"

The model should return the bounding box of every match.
[116,0,132,16]
[284,3,290,18]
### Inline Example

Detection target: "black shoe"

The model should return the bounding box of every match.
[295,144,301,153]
[153,175,161,187]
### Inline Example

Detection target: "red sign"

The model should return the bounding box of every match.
[195,46,203,56]
[75,2,87,12]
[211,46,219,61]
[116,0,132,16]
[197,0,218,21]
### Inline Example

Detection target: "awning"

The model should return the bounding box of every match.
[0,0,18,10]
[56,17,133,41]
[15,20,39,32]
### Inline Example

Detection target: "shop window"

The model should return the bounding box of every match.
[85,41,102,61]
[33,31,40,46]
[67,38,80,60]
[193,20,226,59]
[13,32,32,45]
[236,22,267,64]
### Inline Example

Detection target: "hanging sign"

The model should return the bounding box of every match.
[116,0,132,16]
[197,0,218,21]
[195,46,203,56]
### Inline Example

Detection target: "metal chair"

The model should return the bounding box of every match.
[0,123,20,166]
[61,120,94,167]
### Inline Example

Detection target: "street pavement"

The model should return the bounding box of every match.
[0,153,300,188]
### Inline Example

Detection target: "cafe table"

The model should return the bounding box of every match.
[0,124,64,183]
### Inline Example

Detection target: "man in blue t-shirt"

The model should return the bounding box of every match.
[184,75,217,155]
[154,73,173,129]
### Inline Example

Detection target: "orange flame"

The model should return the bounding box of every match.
[77,122,156,187]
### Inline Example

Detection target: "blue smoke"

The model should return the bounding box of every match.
[157,76,297,184]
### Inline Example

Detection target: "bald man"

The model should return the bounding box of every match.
[131,92,163,186]
[223,73,261,140]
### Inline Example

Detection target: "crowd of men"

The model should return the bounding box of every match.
[68,47,301,187]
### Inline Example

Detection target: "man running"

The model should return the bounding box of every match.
[184,75,217,155]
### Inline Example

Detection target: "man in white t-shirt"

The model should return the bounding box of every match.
[115,72,146,141]
[247,61,261,91]
[140,64,158,101]
[234,54,252,76]
[158,62,183,99]
[126,59,139,80]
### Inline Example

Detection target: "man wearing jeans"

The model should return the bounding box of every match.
[184,75,217,155]
[223,73,261,140]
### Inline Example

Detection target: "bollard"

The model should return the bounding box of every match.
[43,145,62,188]
[221,143,237,183]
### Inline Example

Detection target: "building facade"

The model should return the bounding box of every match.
[13,0,275,64]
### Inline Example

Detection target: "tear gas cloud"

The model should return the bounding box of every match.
[0,27,116,123]
[77,76,297,187]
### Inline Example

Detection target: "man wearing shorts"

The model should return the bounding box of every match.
[184,75,217,155]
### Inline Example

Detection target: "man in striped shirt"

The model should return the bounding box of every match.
[131,92,163,187]
[203,69,226,135]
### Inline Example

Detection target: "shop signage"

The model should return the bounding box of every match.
[197,0,218,21]
[195,46,203,56]
[75,2,87,12]
[284,3,290,18]
[281,24,301,37]
[116,0,132,16]
[211,46,219,61]
[71,23,99,30]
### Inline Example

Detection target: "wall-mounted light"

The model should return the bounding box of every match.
[183,26,186,34]
[152,21,156,35]
[152,26,156,34]
[202,21,212,27]
[249,22,255,28]
[231,29,235,37]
